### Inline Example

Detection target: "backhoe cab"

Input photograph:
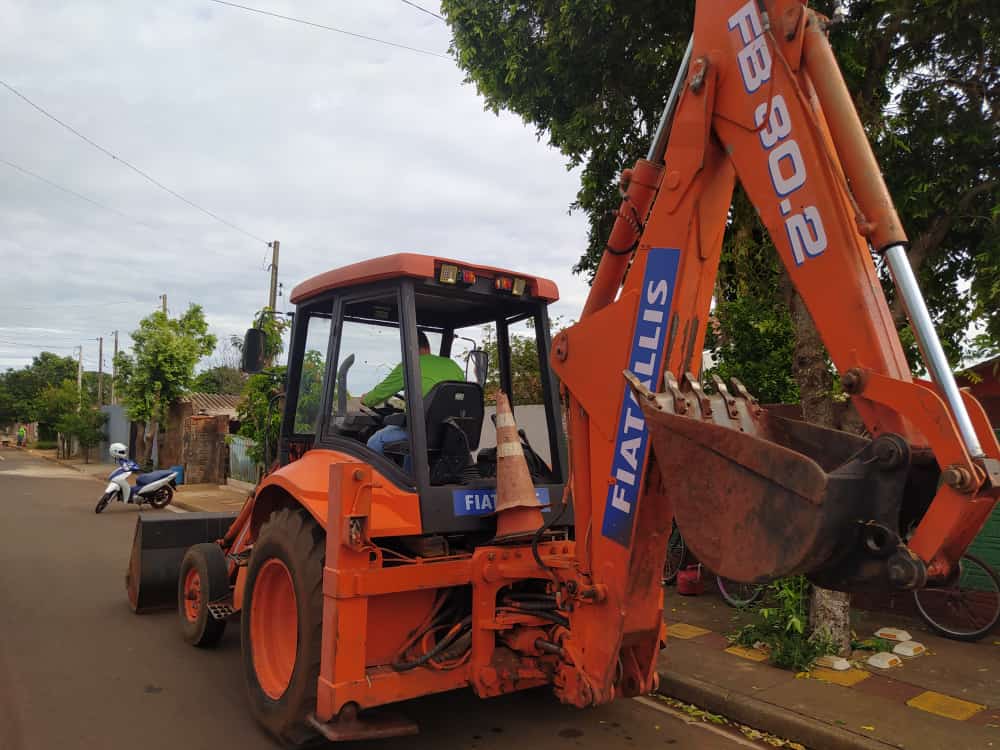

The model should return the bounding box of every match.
[262,253,567,525]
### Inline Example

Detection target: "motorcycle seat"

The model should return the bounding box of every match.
[136,469,174,487]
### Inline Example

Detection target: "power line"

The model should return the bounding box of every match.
[0,78,269,245]
[399,0,445,21]
[0,158,200,251]
[1,158,166,235]
[0,338,79,350]
[206,0,449,58]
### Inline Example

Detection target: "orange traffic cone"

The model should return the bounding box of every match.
[493,392,545,541]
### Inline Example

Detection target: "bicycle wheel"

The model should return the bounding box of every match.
[717,576,764,608]
[663,522,687,585]
[913,553,1000,642]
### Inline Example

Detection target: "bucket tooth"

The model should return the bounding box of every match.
[710,375,741,420]
[729,376,760,412]
[682,372,713,418]
[662,371,689,415]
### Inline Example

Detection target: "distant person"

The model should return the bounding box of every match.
[16,425,26,447]
[362,331,463,457]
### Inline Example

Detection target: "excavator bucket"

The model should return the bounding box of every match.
[628,372,932,593]
[126,511,239,613]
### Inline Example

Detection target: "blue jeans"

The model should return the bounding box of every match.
[367,425,411,471]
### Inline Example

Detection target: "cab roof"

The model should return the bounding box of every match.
[289,253,560,305]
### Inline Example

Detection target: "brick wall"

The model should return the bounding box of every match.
[181,414,228,484]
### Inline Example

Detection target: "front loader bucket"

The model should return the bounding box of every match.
[126,511,239,613]
[628,372,930,592]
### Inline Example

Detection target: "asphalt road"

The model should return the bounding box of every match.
[0,447,759,750]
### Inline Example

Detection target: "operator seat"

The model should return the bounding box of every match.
[384,381,484,484]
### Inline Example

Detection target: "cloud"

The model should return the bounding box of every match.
[0,1,592,376]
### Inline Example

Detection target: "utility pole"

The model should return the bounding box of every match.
[111,330,119,405]
[160,294,167,314]
[75,345,83,411]
[97,336,104,405]
[268,240,280,310]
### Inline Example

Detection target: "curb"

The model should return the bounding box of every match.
[656,669,896,750]
[26,449,105,482]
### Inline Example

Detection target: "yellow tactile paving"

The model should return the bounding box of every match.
[667,622,711,639]
[724,645,769,662]
[906,691,985,721]
[809,667,871,687]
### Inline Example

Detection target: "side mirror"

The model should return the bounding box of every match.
[467,349,489,387]
[241,328,266,373]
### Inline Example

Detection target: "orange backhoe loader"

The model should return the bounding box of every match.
[125,0,1000,743]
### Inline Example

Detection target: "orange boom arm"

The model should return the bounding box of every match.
[551,0,999,708]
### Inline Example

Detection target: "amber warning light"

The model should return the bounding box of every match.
[438,264,477,285]
[495,277,528,296]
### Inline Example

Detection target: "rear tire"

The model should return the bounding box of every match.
[95,492,113,514]
[148,486,173,509]
[179,543,230,647]
[241,507,324,746]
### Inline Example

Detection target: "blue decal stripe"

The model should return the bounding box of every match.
[600,248,680,546]
[453,488,551,517]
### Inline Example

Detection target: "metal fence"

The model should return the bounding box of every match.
[228,436,259,484]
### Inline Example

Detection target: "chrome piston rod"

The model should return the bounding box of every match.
[884,243,984,458]
[647,37,694,163]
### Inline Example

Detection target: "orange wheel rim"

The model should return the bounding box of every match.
[251,558,298,700]
[183,567,202,622]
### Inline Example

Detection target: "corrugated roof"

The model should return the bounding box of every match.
[181,392,242,417]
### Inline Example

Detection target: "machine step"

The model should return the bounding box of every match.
[307,707,419,742]
[207,602,235,620]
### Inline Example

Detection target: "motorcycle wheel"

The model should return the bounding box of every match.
[95,492,113,514]
[148,486,174,509]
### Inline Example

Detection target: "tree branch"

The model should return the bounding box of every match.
[890,178,1000,327]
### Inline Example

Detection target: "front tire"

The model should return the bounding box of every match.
[179,543,230,647]
[241,507,324,746]
[95,492,113,514]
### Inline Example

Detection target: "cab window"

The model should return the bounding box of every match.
[292,312,331,434]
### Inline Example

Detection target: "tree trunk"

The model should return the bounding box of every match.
[783,274,853,655]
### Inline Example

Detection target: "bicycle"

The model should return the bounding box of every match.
[662,523,764,608]
[913,552,1000,642]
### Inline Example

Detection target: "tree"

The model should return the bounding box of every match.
[114,305,216,465]
[193,366,245,394]
[237,367,286,466]
[56,408,107,463]
[38,379,82,455]
[0,353,79,437]
[444,0,1000,654]
[480,322,546,405]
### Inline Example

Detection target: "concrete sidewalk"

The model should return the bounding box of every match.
[25,447,252,512]
[657,587,1000,749]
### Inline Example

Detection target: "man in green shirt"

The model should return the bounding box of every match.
[364,331,464,457]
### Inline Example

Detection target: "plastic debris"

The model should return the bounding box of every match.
[873,627,911,642]
[814,654,851,671]
[867,652,903,669]
[893,641,926,658]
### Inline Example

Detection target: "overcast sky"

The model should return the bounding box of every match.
[0,1,591,375]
